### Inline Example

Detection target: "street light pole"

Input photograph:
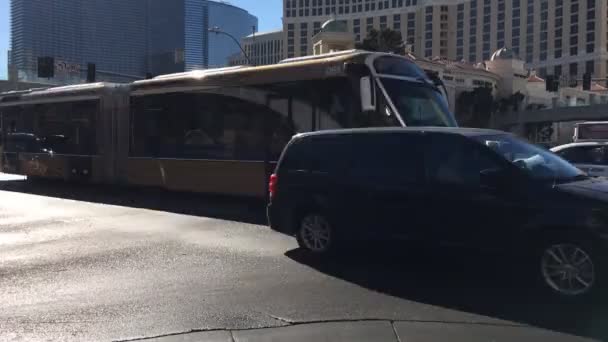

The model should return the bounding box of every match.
[208,26,253,66]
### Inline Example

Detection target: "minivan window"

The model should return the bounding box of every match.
[473,134,585,182]
[427,134,503,186]
[280,137,350,173]
[349,134,424,186]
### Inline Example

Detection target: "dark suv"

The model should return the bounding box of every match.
[268,127,608,297]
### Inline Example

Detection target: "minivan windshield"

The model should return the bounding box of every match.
[474,134,586,182]
[379,77,456,127]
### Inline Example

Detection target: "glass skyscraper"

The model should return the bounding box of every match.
[10,0,148,83]
[10,0,258,83]
[148,0,258,75]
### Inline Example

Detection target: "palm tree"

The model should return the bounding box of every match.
[356,28,404,54]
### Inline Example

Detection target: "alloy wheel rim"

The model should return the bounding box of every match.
[541,244,595,296]
[300,214,332,252]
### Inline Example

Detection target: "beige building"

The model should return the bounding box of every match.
[229,29,284,66]
[283,0,608,80]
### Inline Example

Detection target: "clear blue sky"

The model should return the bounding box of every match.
[0,0,282,80]
[0,0,8,80]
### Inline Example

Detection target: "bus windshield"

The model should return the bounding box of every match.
[379,77,456,127]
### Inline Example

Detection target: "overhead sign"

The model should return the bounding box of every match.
[54,60,81,74]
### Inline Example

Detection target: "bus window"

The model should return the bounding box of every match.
[31,101,98,155]
[131,92,272,161]
[379,78,455,127]
[256,77,402,132]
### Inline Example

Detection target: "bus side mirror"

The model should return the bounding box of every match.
[360,76,376,112]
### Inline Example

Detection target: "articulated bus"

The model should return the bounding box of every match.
[0,50,457,197]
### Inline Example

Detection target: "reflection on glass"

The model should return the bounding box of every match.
[380,78,456,127]
[474,134,586,182]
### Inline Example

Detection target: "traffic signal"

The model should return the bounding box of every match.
[37,57,54,78]
[86,63,96,83]
[583,72,592,91]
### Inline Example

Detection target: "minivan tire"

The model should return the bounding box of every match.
[296,212,336,256]
[535,236,605,299]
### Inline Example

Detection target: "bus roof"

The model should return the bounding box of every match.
[0,82,124,104]
[0,50,417,101]
[130,50,383,94]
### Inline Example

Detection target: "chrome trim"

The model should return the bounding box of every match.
[0,95,101,107]
[375,73,429,84]
[126,157,269,164]
[131,85,219,97]
[7,152,101,158]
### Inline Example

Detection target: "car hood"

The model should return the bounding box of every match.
[555,177,608,202]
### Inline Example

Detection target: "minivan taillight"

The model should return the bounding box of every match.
[269,173,278,199]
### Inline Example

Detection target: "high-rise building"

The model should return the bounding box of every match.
[10,0,148,83]
[283,0,608,80]
[147,0,258,75]
[10,0,258,83]
[229,29,284,66]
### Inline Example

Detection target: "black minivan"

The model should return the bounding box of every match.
[268,127,608,297]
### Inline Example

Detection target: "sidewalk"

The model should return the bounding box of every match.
[138,320,595,342]
[0,173,26,182]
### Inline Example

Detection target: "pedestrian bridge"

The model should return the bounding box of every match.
[491,103,608,128]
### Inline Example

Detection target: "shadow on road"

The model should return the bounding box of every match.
[0,178,267,225]
[286,244,608,341]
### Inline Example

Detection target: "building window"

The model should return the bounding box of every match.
[555,65,562,76]
[571,46,578,55]
[571,25,578,34]
[570,62,578,76]
[571,14,579,23]
[586,60,594,74]
[457,48,463,59]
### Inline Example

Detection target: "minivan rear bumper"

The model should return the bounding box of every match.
[267,202,293,235]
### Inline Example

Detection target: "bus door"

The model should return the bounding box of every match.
[0,107,24,175]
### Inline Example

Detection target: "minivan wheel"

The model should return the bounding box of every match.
[296,213,334,254]
[539,241,597,297]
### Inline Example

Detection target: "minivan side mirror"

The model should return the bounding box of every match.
[360,76,376,112]
[480,168,507,188]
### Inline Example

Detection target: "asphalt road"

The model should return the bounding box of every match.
[0,176,606,341]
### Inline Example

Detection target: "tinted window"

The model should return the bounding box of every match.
[426,134,502,186]
[131,92,272,161]
[558,146,606,165]
[379,78,455,127]
[280,137,351,173]
[373,56,428,80]
[131,78,401,161]
[349,134,424,186]
[2,101,98,155]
